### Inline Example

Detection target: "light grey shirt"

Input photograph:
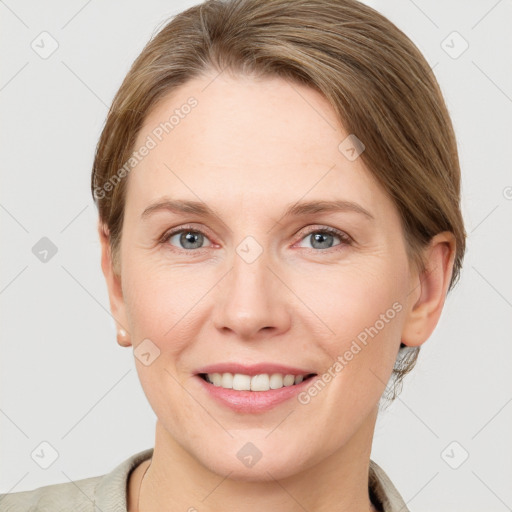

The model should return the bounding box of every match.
[0,448,409,511]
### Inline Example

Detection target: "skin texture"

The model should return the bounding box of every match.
[100,73,456,512]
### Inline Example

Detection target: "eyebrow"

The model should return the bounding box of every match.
[141,198,374,221]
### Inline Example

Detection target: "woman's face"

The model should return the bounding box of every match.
[110,73,419,479]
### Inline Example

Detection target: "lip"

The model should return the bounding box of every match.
[195,362,315,376]
[194,371,318,414]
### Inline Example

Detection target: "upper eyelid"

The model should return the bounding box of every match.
[161,224,351,246]
[160,223,214,244]
[295,226,352,246]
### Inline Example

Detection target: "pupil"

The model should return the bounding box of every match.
[182,231,202,249]
[312,232,332,249]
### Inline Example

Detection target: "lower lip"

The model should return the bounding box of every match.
[195,375,317,413]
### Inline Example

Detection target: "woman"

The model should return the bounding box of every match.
[0,0,465,510]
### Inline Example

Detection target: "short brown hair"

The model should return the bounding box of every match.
[91,0,466,398]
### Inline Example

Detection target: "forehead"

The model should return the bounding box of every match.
[126,73,386,215]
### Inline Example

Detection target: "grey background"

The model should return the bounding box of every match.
[1,1,511,510]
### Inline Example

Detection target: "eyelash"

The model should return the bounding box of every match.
[159,224,353,254]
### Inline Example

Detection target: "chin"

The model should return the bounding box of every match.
[199,451,306,482]
[185,433,320,482]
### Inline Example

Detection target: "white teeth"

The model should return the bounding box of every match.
[204,372,310,391]
[269,373,283,389]
[232,373,251,391]
[283,374,295,386]
[251,374,269,391]
[211,373,222,386]
[221,373,233,389]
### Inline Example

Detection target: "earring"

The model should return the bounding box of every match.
[117,328,130,345]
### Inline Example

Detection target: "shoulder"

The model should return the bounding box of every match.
[369,459,409,512]
[0,448,154,512]
[0,475,101,512]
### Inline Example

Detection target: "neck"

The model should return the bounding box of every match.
[131,411,379,512]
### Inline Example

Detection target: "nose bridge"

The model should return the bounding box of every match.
[212,234,291,338]
[232,236,270,292]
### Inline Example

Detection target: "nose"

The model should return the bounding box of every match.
[212,246,292,341]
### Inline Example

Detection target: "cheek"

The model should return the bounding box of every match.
[122,255,206,341]
[121,262,204,425]
[306,257,408,396]
[313,260,406,345]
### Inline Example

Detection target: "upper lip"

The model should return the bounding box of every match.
[195,363,316,377]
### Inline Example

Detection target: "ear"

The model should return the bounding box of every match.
[401,231,456,347]
[98,221,131,347]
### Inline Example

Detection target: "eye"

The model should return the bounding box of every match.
[160,225,213,251]
[295,226,352,251]
[159,224,352,253]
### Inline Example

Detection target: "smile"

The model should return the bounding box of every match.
[195,371,319,413]
[199,372,316,391]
